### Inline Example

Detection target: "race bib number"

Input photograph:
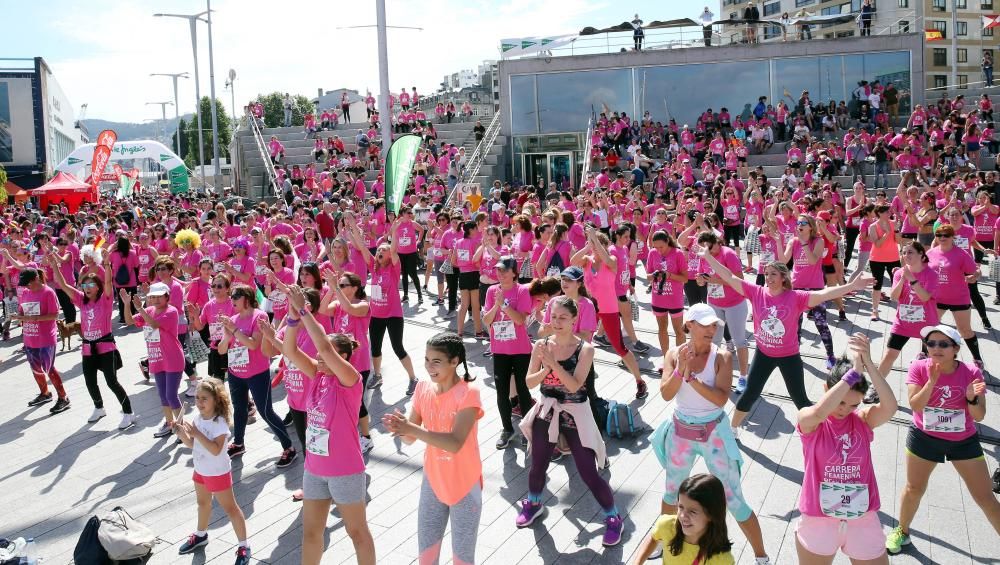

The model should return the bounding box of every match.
[546,267,561,277]
[458,249,470,262]
[214,262,226,273]
[688,257,701,272]
[708,283,725,299]
[306,424,330,456]
[819,482,870,519]
[139,255,150,265]
[144,326,160,343]
[898,304,925,323]
[21,302,40,316]
[270,291,287,306]
[232,264,242,273]
[761,251,775,265]
[399,236,412,247]
[492,320,516,341]
[228,346,249,367]
[955,236,969,250]
[923,407,966,433]
[620,270,629,287]
[209,322,224,341]
[371,285,384,301]
[255,265,268,276]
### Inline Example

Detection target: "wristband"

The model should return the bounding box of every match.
[841,368,863,387]
[298,308,307,317]
[671,369,683,380]
[286,318,301,327]
[967,395,980,405]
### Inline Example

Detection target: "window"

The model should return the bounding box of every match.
[958,75,969,89]
[934,75,948,89]
[932,0,946,10]
[898,0,908,6]
[933,48,948,67]
[795,0,815,6]
[957,21,968,36]
[986,25,995,37]
[984,0,995,9]
[898,20,910,33]
[985,49,995,62]
[958,48,968,63]
[955,0,967,7]
[933,21,948,38]
[764,1,781,16]
[763,23,782,39]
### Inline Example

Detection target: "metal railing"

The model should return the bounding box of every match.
[246,110,278,199]
[448,110,501,205]
[579,116,595,190]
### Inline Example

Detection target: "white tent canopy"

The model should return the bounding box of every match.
[53,139,191,193]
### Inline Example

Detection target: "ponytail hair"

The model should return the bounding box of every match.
[426,331,475,382]
[328,333,360,362]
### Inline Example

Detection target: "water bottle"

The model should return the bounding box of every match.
[22,538,37,565]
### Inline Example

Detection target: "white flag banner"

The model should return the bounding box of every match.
[500,35,578,58]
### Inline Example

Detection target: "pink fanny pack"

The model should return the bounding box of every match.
[672,413,724,443]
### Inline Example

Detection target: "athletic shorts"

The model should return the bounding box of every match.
[302,470,367,504]
[795,512,886,561]
[192,471,233,493]
[906,426,984,463]
[937,302,971,312]
[617,295,629,303]
[887,332,916,351]
[25,346,56,374]
[651,305,683,317]
[459,271,480,291]
[822,264,836,275]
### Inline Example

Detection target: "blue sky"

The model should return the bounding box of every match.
[4,0,699,123]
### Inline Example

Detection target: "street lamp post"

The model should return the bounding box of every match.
[205,0,221,191]
[150,72,189,156]
[154,9,210,190]
[376,0,393,162]
[224,69,237,133]
[145,101,174,144]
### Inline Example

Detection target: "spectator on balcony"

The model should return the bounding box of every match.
[795,9,813,40]
[780,12,791,41]
[631,13,644,50]
[700,7,714,47]
[859,0,875,37]
[743,2,760,44]
[282,93,293,127]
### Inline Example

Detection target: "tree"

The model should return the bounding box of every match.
[251,92,315,128]
[0,164,7,203]
[172,117,189,160]
[184,97,232,166]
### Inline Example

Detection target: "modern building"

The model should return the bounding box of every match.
[1,57,88,189]
[497,32,922,187]
[719,0,1000,91]
[311,88,367,122]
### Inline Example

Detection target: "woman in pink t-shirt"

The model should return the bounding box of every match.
[109,234,141,324]
[699,251,873,431]
[265,287,375,565]
[451,221,484,338]
[645,231,687,351]
[324,271,374,454]
[123,282,185,438]
[383,333,484,565]
[187,273,236,381]
[217,285,296,467]
[795,334,897,562]
[927,223,985,368]
[263,250,295,324]
[15,267,68,413]
[886,324,995,554]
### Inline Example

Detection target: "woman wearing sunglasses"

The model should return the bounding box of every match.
[885,324,997,554]
[323,271,373,455]
[150,256,202,398]
[186,273,235,382]
[926,224,986,370]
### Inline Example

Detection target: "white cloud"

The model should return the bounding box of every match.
[44,0,612,122]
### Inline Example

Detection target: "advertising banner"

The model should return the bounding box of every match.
[383,134,422,214]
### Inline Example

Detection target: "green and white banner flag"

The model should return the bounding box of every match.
[499,35,577,58]
[384,134,422,215]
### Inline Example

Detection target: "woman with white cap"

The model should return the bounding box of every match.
[121,281,184,437]
[652,303,772,564]
[885,324,997,554]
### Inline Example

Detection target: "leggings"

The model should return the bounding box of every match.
[710,301,748,348]
[684,279,707,306]
[528,417,615,512]
[844,227,860,268]
[178,331,197,377]
[968,282,989,322]
[290,407,306,450]
[54,288,77,324]
[848,250,871,282]
[399,252,422,299]
[28,346,65,397]
[153,371,183,409]
[418,475,481,565]
[341,105,351,123]
[229,369,293,449]
[369,316,408,360]
[358,370,371,419]
[597,312,631,357]
[494,353,531,433]
[446,271,459,312]
[798,299,835,360]
[82,351,132,412]
[735,351,810,413]
[661,419,752,521]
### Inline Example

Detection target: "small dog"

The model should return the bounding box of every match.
[57,320,82,351]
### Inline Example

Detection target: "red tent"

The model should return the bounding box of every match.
[31,172,99,213]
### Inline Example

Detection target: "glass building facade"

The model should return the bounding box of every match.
[506,50,913,186]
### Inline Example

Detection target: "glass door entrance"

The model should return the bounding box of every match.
[522,152,574,190]
[548,152,573,191]
[523,154,547,188]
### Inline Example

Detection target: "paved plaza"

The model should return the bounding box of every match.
[1,276,999,564]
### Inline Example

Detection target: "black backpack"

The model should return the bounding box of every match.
[74,515,112,565]
[545,243,567,277]
[114,262,131,286]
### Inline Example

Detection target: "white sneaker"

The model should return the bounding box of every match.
[118,413,138,430]
[153,421,173,438]
[735,376,748,394]
[360,435,374,455]
[647,543,663,560]
[754,558,772,564]
[184,380,199,398]
[87,408,107,423]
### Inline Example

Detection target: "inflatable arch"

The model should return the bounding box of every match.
[54,140,191,194]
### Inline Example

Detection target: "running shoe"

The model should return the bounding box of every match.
[178,533,208,554]
[511,404,523,418]
[88,408,106,423]
[275,447,297,468]
[402,295,410,302]
[475,331,489,340]
[635,380,649,400]
[647,544,663,560]
[984,318,993,329]
[602,514,624,547]
[118,413,138,430]
[367,373,383,389]
[838,310,848,322]
[184,380,199,398]
[863,388,880,405]
[234,546,251,565]
[725,340,736,353]
[434,298,444,306]
[153,422,173,438]
[550,446,567,462]
[27,393,53,407]
[406,378,418,396]
[50,397,71,414]
[754,558,772,564]
[227,443,246,458]
[630,340,651,353]
[735,376,748,394]
[496,430,513,449]
[886,526,911,554]
[515,500,546,528]
[291,489,304,502]
[360,435,374,455]
[443,310,456,319]
[593,335,611,347]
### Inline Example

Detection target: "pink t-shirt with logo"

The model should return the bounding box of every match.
[330,302,372,373]
[276,325,320,411]
[135,305,185,373]
[890,268,939,339]
[305,373,364,477]
[543,295,598,337]
[791,238,825,289]
[906,358,982,440]
[798,411,880,518]
[705,247,744,308]
[200,298,236,348]
[74,292,116,356]
[226,309,272,378]
[484,283,532,355]
[455,237,479,272]
[20,286,58,348]
[369,261,403,318]
[928,245,977,306]
[645,247,685,310]
[741,281,811,357]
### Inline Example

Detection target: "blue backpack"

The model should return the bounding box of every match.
[604,399,640,439]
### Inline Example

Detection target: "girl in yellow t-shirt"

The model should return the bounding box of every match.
[633,474,735,565]
[382,332,484,565]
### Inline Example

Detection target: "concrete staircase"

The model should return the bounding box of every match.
[234,120,506,199]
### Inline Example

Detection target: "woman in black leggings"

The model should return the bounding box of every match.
[359,223,419,396]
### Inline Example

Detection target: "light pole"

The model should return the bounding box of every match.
[154,9,210,190]
[150,72,189,156]
[205,0,221,190]
[145,101,174,144]
[224,69,237,133]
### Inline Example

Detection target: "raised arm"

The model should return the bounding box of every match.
[698,246,746,296]
[288,286,360,387]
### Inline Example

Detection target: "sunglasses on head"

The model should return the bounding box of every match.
[924,339,955,349]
